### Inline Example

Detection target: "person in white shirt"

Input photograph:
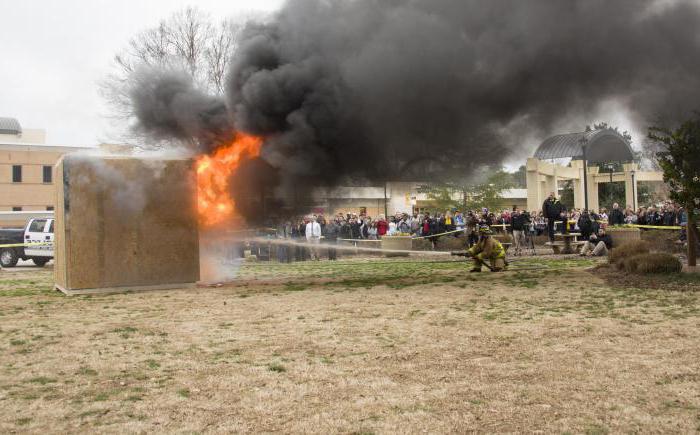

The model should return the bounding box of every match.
[388,218,398,235]
[305,215,322,260]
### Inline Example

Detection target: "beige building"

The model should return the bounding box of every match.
[313,183,527,217]
[527,129,664,212]
[0,117,90,226]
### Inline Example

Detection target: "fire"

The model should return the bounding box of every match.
[196,133,263,226]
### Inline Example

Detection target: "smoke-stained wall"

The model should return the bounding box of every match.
[129,0,700,219]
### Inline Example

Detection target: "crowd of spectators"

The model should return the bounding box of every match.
[274,201,687,242]
[262,199,690,261]
[277,210,504,243]
[547,201,689,240]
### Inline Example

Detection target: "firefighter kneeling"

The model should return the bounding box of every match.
[452,225,506,272]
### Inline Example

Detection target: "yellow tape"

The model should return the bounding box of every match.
[555,219,685,231]
[0,242,53,249]
[626,224,681,230]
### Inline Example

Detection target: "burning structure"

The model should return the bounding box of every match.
[195,133,263,226]
[54,155,199,294]
[125,0,700,226]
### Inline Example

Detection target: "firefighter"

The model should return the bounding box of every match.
[452,225,506,272]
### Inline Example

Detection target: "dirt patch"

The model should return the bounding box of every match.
[1,258,699,433]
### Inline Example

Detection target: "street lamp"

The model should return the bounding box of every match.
[580,137,589,211]
[630,169,637,210]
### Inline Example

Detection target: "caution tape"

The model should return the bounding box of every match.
[622,224,682,230]
[0,242,53,248]
[552,219,689,231]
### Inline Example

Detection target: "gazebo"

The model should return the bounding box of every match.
[526,129,664,212]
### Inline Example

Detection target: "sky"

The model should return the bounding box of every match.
[0,0,647,162]
[0,0,284,146]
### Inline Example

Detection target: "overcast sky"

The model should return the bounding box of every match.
[0,0,284,146]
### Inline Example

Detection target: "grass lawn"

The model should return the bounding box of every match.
[0,256,699,433]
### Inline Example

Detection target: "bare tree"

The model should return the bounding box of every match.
[638,136,664,170]
[167,8,213,85]
[99,7,254,144]
[206,19,244,95]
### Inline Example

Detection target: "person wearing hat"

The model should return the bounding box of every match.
[457,225,506,272]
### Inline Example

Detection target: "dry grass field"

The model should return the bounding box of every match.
[1,257,700,433]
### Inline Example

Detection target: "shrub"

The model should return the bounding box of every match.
[608,240,651,266]
[622,254,644,273]
[631,252,683,274]
[641,229,685,253]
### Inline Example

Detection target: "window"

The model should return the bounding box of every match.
[28,219,46,233]
[49,221,54,233]
[12,206,22,211]
[43,166,52,183]
[46,206,54,211]
[12,165,22,183]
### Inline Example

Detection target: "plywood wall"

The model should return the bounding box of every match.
[54,160,67,289]
[54,156,199,292]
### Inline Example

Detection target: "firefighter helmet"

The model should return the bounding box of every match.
[478,225,493,235]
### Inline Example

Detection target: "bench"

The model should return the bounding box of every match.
[545,240,586,255]
[551,233,582,254]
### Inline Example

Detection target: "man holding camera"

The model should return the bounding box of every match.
[511,208,530,256]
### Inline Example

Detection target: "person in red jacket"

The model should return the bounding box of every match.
[376,216,388,237]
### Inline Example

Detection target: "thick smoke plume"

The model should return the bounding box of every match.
[130,69,234,152]
[130,0,700,219]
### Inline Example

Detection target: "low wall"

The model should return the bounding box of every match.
[381,236,412,256]
[336,239,382,257]
[607,227,641,246]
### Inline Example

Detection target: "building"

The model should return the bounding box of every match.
[0,117,91,226]
[313,182,421,217]
[495,189,528,210]
[527,129,664,212]
[312,183,528,217]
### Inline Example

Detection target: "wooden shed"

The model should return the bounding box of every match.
[54,155,199,295]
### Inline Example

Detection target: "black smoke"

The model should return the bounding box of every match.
[130,0,700,218]
[130,69,234,152]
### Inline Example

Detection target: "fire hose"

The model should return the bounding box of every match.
[450,250,498,271]
[0,242,53,248]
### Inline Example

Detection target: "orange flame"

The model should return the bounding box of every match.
[196,133,263,226]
